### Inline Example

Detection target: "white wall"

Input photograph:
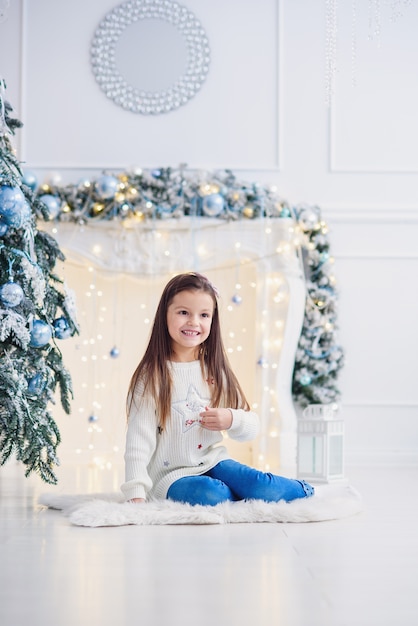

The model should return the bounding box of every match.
[1,0,417,466]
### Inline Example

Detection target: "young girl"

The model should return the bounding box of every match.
[121,272,314,506]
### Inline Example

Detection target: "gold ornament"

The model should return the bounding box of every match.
[133,209,144,221]
[115,191,126,203]
[126,187,139,201]
[243,206,254,219]
[199,182,220,196]
[92,202,105,214]
[118,174,129,183]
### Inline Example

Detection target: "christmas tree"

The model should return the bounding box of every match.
[291,205,344,408]
[0,80,78,484]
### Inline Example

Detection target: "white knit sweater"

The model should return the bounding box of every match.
[121,360,260,501]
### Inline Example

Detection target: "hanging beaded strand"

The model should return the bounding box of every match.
[0,0,10,24]
[325,0,338,106]
[368,0,382,45]
[351,0,358,88]
[390,0,412,22]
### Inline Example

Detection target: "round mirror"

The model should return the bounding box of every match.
[90,0,211,115]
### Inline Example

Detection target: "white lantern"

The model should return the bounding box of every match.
[297,404,344,483]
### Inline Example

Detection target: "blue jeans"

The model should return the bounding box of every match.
[167,459,314,506]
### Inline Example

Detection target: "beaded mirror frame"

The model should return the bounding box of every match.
[90,0,211,115]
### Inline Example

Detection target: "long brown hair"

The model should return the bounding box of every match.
[127,272,250,428]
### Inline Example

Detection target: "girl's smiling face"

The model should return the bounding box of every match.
[167,289,214,361]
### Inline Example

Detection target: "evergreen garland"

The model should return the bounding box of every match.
[292,205,344,407]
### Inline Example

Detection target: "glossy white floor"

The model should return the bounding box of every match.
[0,461,417,626]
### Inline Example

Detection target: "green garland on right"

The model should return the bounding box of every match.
[291,205,344,408]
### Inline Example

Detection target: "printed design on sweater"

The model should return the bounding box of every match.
[172,384,209,433]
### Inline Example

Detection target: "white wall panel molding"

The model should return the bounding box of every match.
[342,405,418,467]
[325,208,418,224]
[346,449,418,467]
[18,0,281,172]
[328,1,418,174]
[343,403,418,409]
[335,256,418,407]
[329,99,418,174]
[0,0,23,154]
[335,254,418,260]
[326,219,418,259]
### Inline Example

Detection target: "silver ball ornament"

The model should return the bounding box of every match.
[0,281,24,307]
[96,175,119,199]
[22,171,38,191]
[298,207,319,231]
[202,193,224,217]
[29,320,52,348]
[39,194,61,219]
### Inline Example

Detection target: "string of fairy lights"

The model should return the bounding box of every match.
[25,166,343,471]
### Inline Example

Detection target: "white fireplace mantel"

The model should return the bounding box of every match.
[44,217,306,474]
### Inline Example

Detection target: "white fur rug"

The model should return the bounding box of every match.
[39,482,362,527]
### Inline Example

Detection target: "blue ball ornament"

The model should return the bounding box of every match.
[0,281,24,308]
[88,414,99,423]
[53,316,72,339]
[300,374,312,386]
[21,199,32,222]
[231,294,242,305]
[202,193,225,217]
[29,320,52,348]
[110,346,120,358]
[0,186,27,227]
[22,171,38,191]
[96,175,119,199]
[39,194,61,219]
[0,221,9,236]
[279,206,291,218]
[27,373,46,396]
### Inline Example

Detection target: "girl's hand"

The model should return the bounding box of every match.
[199,407,233,431]
[129,498,146,503]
